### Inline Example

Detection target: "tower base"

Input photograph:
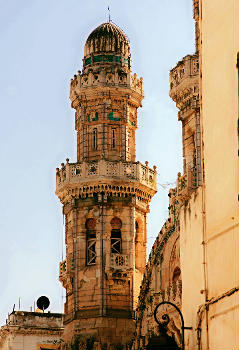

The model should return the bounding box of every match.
[62,316,135,350]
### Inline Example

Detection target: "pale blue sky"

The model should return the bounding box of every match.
[0,0,194,324]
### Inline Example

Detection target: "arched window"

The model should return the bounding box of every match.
[110,217,122,254]
[92,128,97,150]
[85,218,96,265]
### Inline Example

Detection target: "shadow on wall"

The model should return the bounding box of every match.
[146,333,180,350]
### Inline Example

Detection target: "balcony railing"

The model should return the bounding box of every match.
[56,159,157,191]
[169,54,199,91]
[59,260,67,278]
[59,258,74,279]
[70,71,143,100]
[176,166,197,199]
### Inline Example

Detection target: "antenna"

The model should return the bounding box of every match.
[108,6,111,22]
[62,213,64,261]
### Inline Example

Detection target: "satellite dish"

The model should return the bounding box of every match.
[36,296,50,312]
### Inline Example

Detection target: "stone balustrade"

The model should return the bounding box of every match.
[176,166,197,200]
[177,172,187,192]
[169,54,199,113]
[169,54,199,90]
[56,159,157,192]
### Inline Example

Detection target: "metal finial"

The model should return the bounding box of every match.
[108,6,111,22]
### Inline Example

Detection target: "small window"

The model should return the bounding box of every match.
[112,128,116,149]
[92,128,97,150]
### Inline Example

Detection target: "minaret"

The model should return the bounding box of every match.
[169,0,201,194]
[56,22,157,349]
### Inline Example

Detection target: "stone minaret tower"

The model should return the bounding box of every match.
[169,0,201,192]
[56,22,157,349]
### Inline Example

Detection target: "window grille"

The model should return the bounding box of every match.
[86,219,96,265]
[87,232,96,265]
[112,128,116,149]
[111,229,121,254]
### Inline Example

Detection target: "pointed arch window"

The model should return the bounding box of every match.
[86,218,96,265]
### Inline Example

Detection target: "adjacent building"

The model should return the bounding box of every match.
[133,1,239,349]
[0,311,63,350]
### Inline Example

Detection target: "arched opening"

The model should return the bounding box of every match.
[85,218,96,265]
[110,217,122,254]
[146,334,180,350]
[172,267,181,283]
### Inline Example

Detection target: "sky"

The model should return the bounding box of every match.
[0,0,195,324]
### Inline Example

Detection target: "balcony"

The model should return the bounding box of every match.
[169,54,199,91]
[176,166,197,201]
[59,258,74,283]
[169,54,199,115]
[70,71,143,102]
[56,159,157,195]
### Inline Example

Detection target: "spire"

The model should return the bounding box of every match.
[108,6,111,22]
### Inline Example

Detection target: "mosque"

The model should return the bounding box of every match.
[0,0,238,349]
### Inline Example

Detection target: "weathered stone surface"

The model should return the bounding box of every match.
[56,22,157,349]
[0,311,63,350]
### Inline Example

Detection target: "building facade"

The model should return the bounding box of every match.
[0,311,63,350]
[56,22,157,349]
[181,0,239,349]
[133,1,239,349]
